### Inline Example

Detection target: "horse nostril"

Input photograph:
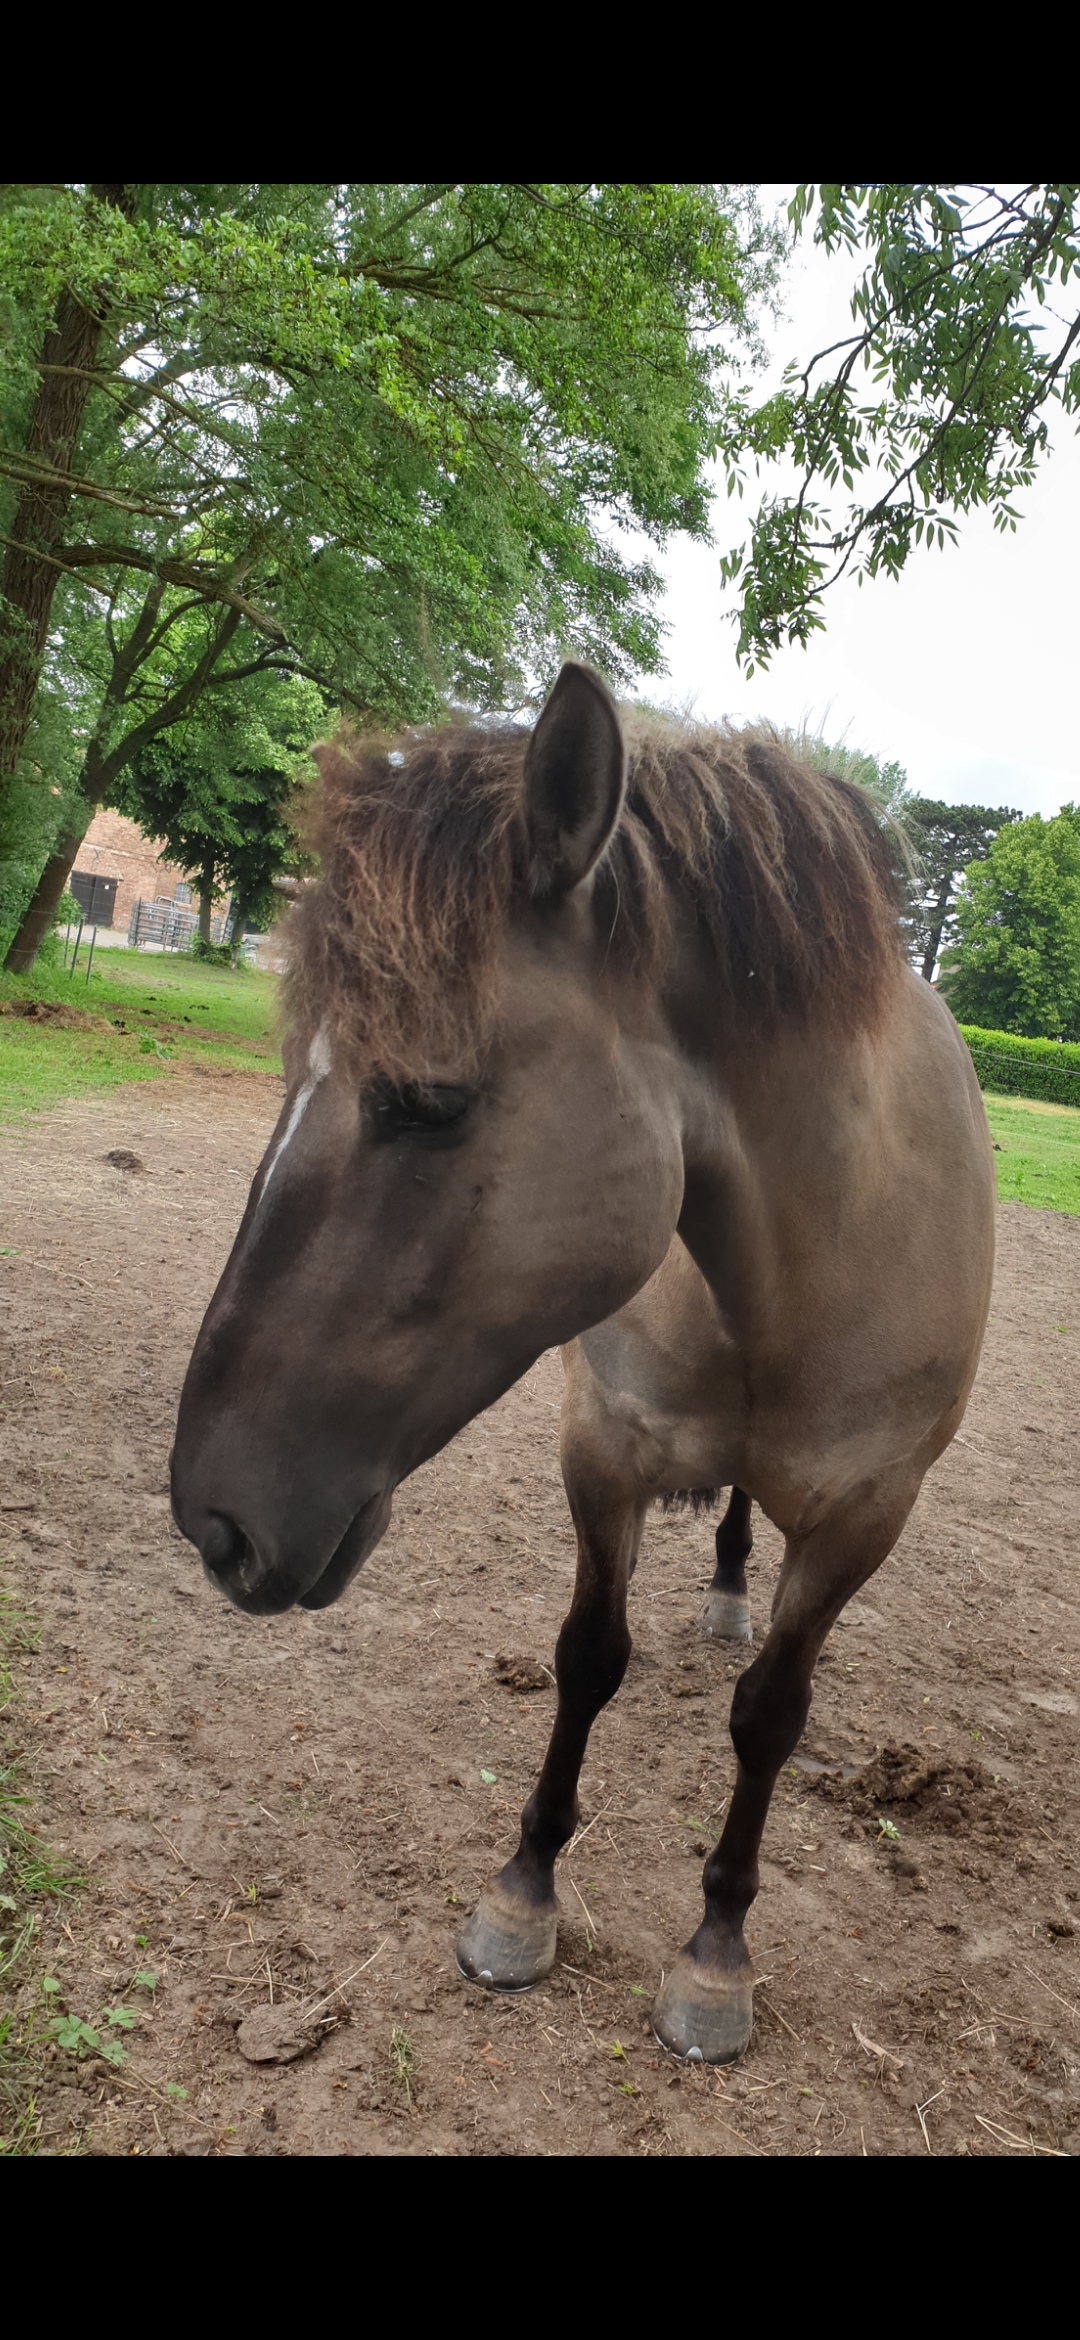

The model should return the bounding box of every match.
[201,1512,248,1577]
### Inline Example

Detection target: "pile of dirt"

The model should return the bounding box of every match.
[1,999,115,1034]
[492,1652,553,1693]
[807,1741,1016,1837]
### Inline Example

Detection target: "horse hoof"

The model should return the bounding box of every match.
[652,1952,753,2065]
[456,1883,557,1991]
[700,1590,752,1642]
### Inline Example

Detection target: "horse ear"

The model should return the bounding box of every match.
[523,662,627,896]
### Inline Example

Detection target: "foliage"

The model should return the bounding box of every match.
[959,1021,1080,1106]
[941,808,1080,1037]
[42,1988,135,2068]
[0,676,87,954]
[721,185,1080,669]
[115,664,323,933]
[41,1970,155,2070]
[904,801,1021,980]
[2,187,774,678]
[10,182,1080,972]
[1,182,781,964]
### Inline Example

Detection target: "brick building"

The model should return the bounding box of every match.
[72,809,228,935]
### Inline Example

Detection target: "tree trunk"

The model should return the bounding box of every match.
[0,187,135,808]
[198,860,215,944]
[229,890,248,966]
[3,787,104,972]
[4,598,242,973]
[920,879,955,983]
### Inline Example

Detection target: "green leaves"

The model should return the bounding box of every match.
[3,181,786,962]
[49,2013,101,2056]
[903,799,1022,980]
[942,805,1080,1038]
[115,662,323,937]
[42,1977,143,2066]
[3,180,779,725]
[727,184,1080,667]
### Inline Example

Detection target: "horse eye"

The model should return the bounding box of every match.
[369,1080,470,1136]
[398,1083,469,1128]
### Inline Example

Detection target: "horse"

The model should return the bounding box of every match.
[170,662,995,2064]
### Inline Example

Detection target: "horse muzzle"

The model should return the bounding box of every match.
[173,1485,393,1616]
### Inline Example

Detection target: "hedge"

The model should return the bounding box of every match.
[958,1024,1080,1107]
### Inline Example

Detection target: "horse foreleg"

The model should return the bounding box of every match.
[654,1468,919,2064]
[456,1490,643,1990]
[701,1486,753,1641]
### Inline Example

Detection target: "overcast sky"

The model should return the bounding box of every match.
[641,192,1080,818]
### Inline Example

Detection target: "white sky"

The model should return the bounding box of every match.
[641,192,1080,817]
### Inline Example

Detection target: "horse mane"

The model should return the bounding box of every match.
[285,706,905,1079]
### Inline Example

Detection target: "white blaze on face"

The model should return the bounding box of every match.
[258,1024,332,1205]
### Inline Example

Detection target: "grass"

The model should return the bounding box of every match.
[0,945,281,1119]
[0,1582,77,2155]
[985,1095,1080,1216]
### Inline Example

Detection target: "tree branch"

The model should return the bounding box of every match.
[92,604,245,793]
[55,543,286,638]
[0,531,111,594]
[0,449,183,520]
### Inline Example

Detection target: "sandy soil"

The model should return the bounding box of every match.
[1,1068,1077,2156]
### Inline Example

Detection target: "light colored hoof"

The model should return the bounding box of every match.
[652,1950,753,2065]
[700,1589,752,1641]
[456,1880,557,1991]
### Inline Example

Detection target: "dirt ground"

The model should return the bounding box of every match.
[1,1068,1078,2157]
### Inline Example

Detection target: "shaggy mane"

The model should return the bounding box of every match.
[285,708,904,1078]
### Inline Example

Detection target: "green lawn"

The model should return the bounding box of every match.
[0,946,281,1119]
[985,1095,1080,1215]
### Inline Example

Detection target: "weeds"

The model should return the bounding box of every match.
[389,2025,417,2109]
[40,1968,156,2070]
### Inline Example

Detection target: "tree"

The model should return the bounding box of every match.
[0,656,88,953]
[720,185,1080,670]
[0,186,135,789]
[903,799,1021,981]
[940,807,1080,1038]
[211,771,308,963]
[2,182,781,967]
[115,668,323,946]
